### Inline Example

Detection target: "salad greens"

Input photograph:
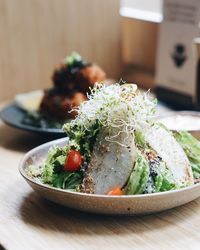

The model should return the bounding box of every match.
[174,131,200,180]
[42,146,68,183]
[65,120,101,163]
[40,120,101,190]
[125,129,177,195]
[52,172,83,190]
[126,150,149,195]
[41,145,82,191]
[31,83,200,195]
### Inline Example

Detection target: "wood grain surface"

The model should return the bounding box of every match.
[0,103,200,250]
[0,0,121,102]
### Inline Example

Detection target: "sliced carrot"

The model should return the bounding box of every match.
[107,186,123,195]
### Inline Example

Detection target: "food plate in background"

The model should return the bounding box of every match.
[0,89,66,137]
[19,138,200,215]
[158,111,200,140]
[0,103,65,137]
[0,52,109,137]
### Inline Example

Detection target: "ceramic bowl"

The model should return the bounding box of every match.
[19,138,200,215]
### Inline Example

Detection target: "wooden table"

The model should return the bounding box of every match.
[0,105,200,250]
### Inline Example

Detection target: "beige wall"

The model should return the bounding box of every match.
[121,17,158,72]
[0,0,121,101]
[120,16,159,89]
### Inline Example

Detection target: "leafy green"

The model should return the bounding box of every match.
[52,172,83,190]
[156,122,170,132]
[65,52,82,66]
[134,130,148,149]
[155,174,176,192]
[154,161,176,192]
[64,120,101,163]
[41,117,101,191]
[173,131,200,179]
[42,146,69,183]
[41,145,83,190]
[160,178,176,191]
[133,130,176,194]
[125,150,149,195]
[154,174,163,191]
[64,52,87,74]
[128,130,176,194]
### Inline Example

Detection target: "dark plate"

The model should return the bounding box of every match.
[0,103,65,137]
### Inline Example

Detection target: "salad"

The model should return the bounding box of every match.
[28,83,200,195]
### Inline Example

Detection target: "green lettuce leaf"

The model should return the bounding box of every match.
[52,172,83,190]
[155,174,176,192]
[42,146,69,184]
[125,150,149,195]
[134,129,177,193]
[41,145,83,190]
[154,160,176,192]
[64,120,101,163]
[173,131,200,179]
[134,130,148,149]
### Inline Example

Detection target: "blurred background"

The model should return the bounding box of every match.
[0,0,121,101]
[0,0,163,102]
[0,0,199,109]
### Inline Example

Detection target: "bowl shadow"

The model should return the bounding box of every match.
[19,190,200,236]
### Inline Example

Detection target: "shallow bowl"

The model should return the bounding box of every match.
[19,138,200,215]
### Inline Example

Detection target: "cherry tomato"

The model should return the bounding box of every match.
[64,150,82,172]
[107,186,123,195]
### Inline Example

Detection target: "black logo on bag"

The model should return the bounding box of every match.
[172,44,187,68]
